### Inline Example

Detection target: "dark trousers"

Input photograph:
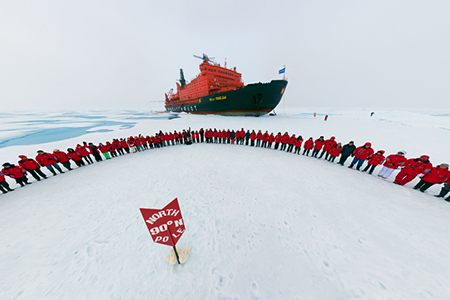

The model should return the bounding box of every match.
[74,160,85,167]
[0,181,13,192]
[363,164,377,174]
[312,149,319,157]
[250,140,255,146]
[436,184,450,197]
[413,180,434,192]
[280,143,287,151]
[83,156,92,165]
[294,146,301,154]
[303,148,311,156]
[117,148,124,155]
[274,142,279,150]
[287,144,294,152]
[28,168,47,180]
[61,161,72,171]
[124,147,130,154]
[93,152,102,162]
[338,155,349,165]
[328,156,337,162]
[15,176,30,186]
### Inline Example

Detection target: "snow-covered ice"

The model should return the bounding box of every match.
[1,108,450,299]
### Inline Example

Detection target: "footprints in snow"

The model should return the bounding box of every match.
[211,267,234,291]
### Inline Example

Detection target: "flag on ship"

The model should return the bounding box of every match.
[278,66,286,74]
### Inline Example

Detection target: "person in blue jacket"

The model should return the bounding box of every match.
[338,141,356,166]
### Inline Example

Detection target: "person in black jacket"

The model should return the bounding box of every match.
[245,130,250,146]
[88,143,103,162]
[338,141,356,165]
[230,130,236,144]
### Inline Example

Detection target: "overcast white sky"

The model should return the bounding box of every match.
[1,0,449,111]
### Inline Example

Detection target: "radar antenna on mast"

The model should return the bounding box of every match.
[193,53,215,63]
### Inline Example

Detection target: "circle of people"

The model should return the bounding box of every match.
[1,129,450,201]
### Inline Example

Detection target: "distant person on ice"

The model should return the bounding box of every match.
[324,115,328,121]
[371,112,375,117]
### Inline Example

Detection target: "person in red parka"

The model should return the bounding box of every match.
[280,132,290,151]
[267,133,275,149]
[250,130,256,147]
[195,130,200,143]
[119,138,130,154]
[312,136,325,157]
[328,143,342,162]
[319,136,337,160]
[377,151,407,179]
[36,150,64,176]
[255,130,263,147]
[204,129,210,143]
[81,143,94,164]
[362,150,385,174]
[303,137,314,156]
[213,129,219,144]
[394,155,433,186]
[274,132,282,150]
[1,163,30,187]
[76,144,92,165]
[53,149,72,171]
[0,173,14,194]
[67,148,85,167]
[413,163,449,192]
[107,141,117,157]
[18,155,47,181]
[348,142,375,170]
[113,139,124,155]
[293,136,304,154]
[287,134,296,153]
[99,143,111,159]
[262,131,269,148]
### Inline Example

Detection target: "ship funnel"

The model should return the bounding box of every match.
[179,69,186,88]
